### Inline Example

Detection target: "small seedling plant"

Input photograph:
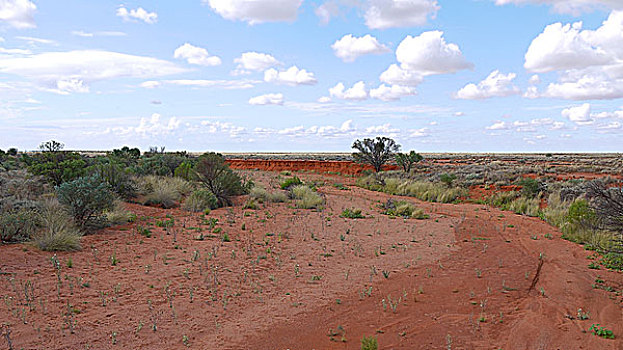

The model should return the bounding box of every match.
[589,324,614,339]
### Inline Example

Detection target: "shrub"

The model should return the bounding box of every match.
[89,161,137,199]
[194,152,249,206]
[501,196,541,217]
[25,151,87,186]
[32,199,82,251]
[143,179,182,209]
[243,199,259,210]
[182,190,218,212]
[291,185,323,209]
[382,199,428,219]
[440,173,457,187]
[517,177,544,197]
[174,161,194,180]
[360,335,378,350]
[356,175,467,203]
[280,176,302,190]
[0,209,40,243]
[340,208,364,219]
[395,151,423,173]
[56,176,115,230]
[134,153,188,176]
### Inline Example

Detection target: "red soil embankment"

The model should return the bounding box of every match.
[226,159,398,176]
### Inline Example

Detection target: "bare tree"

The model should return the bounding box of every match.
[586,181,623,255]
[352,137,400,173]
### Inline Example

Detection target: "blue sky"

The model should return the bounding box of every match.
[1,0,622,152]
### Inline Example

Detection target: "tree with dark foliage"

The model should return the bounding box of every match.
[39,140,64,152]
[395,151,423,173]
[352,137,401,173]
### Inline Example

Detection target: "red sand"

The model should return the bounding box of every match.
[0,171,621,349]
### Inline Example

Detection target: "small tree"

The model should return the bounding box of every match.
[194,153,248,206]
[352,137,400,173]
[39,140,64,152]
[395,151,423,173]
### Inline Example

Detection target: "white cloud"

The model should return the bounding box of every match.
[233,52,280,75]
[454,111,464,117]
[174,43,221,66]
[561,103,593,125]
[315,1,339,24]
[16,36,56,45]
[200,120,246,137]
[525,11,623,100]
[141,79,258,90]
[249,93,284,105]
[206,0,302,24]
[493,0,623,15]
[379,64,423,86]
[331,34,389,62]
[364,0,439,29]
[264,66,317,85]
[116,6,158,24]
[524,86,540,98]
[395,31,473,76]
[56,78,89,94]
[254,119,356,139]
[329,81,368,100]
[318,96,332,103]
[365,123,400,136]
[409,127,430,137]
[370,84,415,101]
[115,114,180,137]
[455,70,519,99]
[529,74,541,85]
[0,47,30,54]
[486,121,510,130]
[0,0,36,29]
[71,30,126,38]
[0,50,187,93]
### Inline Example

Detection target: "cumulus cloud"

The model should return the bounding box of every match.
[493,0,623,15]
[455,70,519,99]
[233,52,280,75]
[525,11,623,100]
[395,31,473,76]
[200,120,246,137]
[486,121,510,130]
[315,1,339,24]
[329,81,368,100]
[174,43,221,66]
[561,103,593,125]
[364,0,439,29]
[264,66,317,85]
[331,34,389,62]
[0,50,187,93]
[206,0,302,24]
[0,0,36,29]
[254,119,356,139]
[115,114,180,137]
[116,6,158,24]
[370,84,415,101]
[379,64,423,86]
[249,93,284,105]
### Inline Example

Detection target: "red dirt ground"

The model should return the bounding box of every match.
[0,170,622,349]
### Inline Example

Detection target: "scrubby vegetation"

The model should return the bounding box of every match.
[357,175,467,204]
[290,185,324,209]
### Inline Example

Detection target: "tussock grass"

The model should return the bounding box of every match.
[182,190,217,212]
[249,187,288,203]
[32,199,82,251]
[291,185,323,209]
[105,200,136,226]
[140,176,192,208]
[357,175,467,203]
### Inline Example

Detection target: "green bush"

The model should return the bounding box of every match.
[56,176,115,230]
[194,152,249,206]
[25,151,87,186]
[361,335,378,350]
[182,190,218,212]
[32,199,82,251]
[280,176,302,190]
[291,185,323,209]
[517,177,543,197]
[340,208,364,219]
[174,161,194,180]
[0,209,40,243]
[440,173,457,187]
[89,161,137,199]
